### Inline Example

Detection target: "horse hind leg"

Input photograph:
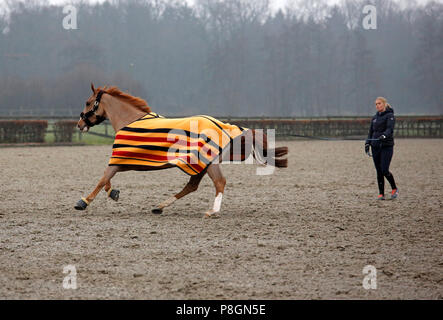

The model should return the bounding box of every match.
[152,173,205,214]
[204,164,226,218]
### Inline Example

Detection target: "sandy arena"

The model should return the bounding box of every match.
[0,139,442,299]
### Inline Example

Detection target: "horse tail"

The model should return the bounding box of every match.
[251,129,288,168]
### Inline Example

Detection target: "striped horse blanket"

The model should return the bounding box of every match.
[109,113,248,175]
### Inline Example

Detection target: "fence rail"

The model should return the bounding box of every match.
[0,115,442,144]
[226,116,443,138]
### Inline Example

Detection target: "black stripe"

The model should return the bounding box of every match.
[197,115,233,154]
[133,117,155,122]
[120,127,171,133]
[133,112,161,122]
[108,162,184,173]
[176,158,200,175]
[198,115,233,142]
[132,113,150,122]
[109,158,199,175]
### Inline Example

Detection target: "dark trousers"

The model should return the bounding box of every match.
[372,146,397,195]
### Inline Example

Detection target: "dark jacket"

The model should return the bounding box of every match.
[367,107,395,147]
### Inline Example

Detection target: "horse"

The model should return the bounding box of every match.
[75,83,288,217]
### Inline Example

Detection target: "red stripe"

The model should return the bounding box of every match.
[112,150,204,172]
[200,144,213,157]
[115,134,206,148]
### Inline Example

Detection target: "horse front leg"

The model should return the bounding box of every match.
[74,166,119,210]
[104,180,120,201]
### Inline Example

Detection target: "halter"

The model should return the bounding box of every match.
[80,90,107,127]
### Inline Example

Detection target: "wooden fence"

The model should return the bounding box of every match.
[0,115,442,143]
[226,116,443,138]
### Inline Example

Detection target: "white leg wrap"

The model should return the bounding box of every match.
[204,193,223,218]
[159,196,177,209]
[213,193,223,213]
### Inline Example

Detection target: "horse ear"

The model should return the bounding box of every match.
[91,82,95,93]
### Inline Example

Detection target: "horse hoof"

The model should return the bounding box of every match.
[152,208,163,214]
[109,189,120,201]
[74,199,88,210]
[204,212,219,219]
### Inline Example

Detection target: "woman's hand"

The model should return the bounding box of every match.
[365,142,371,157]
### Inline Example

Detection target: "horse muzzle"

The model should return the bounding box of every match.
[77,121,89,132]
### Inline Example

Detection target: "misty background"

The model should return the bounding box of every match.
[0,0,442,117]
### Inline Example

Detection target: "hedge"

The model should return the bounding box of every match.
[0,120,48,143]
[53,120,78,142]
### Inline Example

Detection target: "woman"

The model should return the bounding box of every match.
[365,97,399,200]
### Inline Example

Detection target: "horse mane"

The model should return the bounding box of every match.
[100,86,151,113]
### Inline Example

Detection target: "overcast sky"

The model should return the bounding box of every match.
[0,0,441,17]
[1,0,442,11]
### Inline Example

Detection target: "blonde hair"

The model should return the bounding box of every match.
[376,96,391,108]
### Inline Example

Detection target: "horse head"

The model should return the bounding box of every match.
[77,82,107,132]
